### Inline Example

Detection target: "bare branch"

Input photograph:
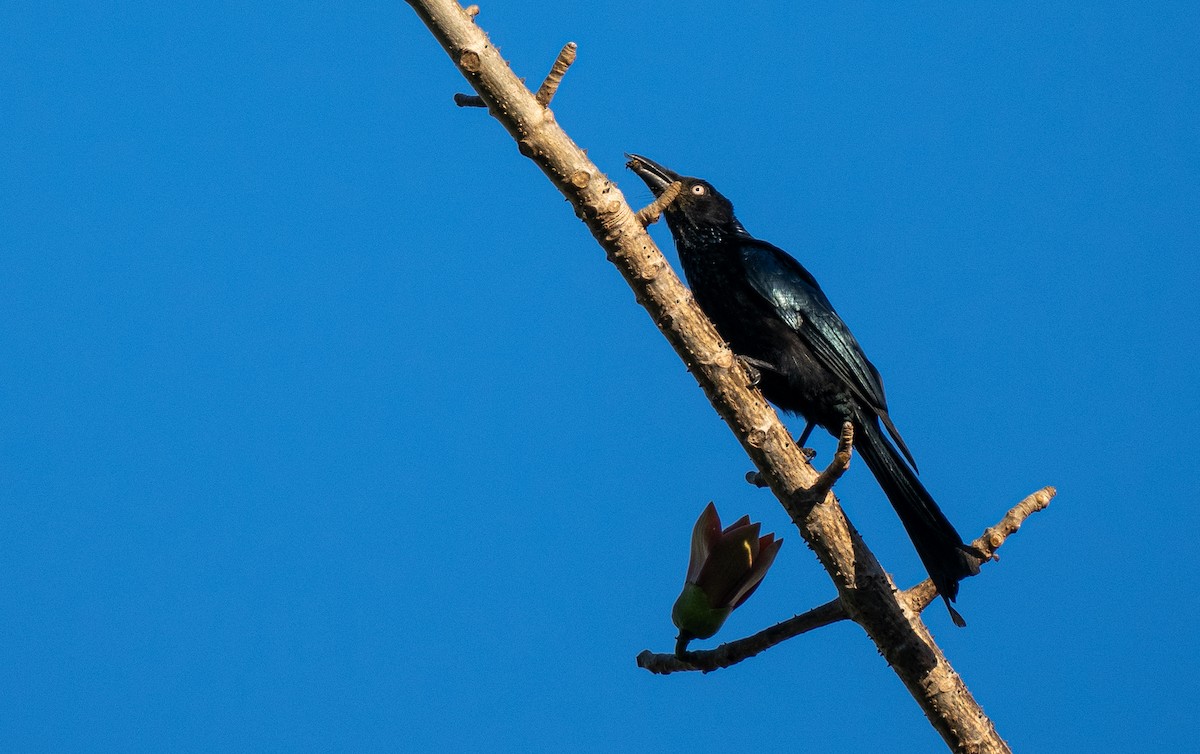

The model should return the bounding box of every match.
[456,41,577,111]
[405,4,1035,750]
[905,486,1056,614]
[634,181,682,226]
[806,421,854,502]
[638,488,1054,674]
[637,598,846,675]
[534,42,577,106]
[748,439,815,488]
[454,92,486,108]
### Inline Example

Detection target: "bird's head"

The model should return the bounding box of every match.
[625,154,743,240]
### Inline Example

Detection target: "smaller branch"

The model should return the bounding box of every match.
[455,41,577,109]
[746,470,769,488]
[634,181,682,226]
[905,486,1056,613]
[806,422,854,501]
[639,485,1055,674]
[749,420,847,497]
[637,598,846,675]
[534,42,578,106]
[454,92,486,108]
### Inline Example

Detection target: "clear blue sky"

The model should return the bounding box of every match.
[3,2,1198,751]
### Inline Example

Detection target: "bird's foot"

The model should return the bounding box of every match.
[735,355,776,386]
[740,361,760,386]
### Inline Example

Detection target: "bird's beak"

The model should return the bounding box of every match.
[625,153,682,197]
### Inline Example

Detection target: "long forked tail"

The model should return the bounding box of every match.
[852,416,983,626]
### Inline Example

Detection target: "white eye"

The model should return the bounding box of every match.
[691,184,707,195]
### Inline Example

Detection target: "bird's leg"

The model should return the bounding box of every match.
[788,421,817,461]
[796,421,815,447]
[635,181,682,226]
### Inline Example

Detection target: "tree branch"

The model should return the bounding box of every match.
[634,181,682,227]
[806,421,854,502]
[906,486,1056,614]
[405,3,1042,751]
[455,40,577,108]
[637,486,1055,673]
[534,42,577,106]
[637,598,846,674]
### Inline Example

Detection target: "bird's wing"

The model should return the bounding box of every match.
[739,238,919,469]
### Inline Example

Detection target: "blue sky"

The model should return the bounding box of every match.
[3,2,1198,751]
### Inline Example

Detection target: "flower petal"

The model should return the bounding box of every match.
[724,514,752,535]
[685,502,722,584]
[696,522,761,607]
[729,534,783,609]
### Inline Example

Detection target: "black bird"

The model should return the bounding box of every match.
[627,154,983,625]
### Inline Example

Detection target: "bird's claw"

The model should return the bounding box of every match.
[738,359,761,385]
[736,355,777,386]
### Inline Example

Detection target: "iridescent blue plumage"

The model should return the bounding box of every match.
[627,154,983,625]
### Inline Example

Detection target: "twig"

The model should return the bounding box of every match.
[454,92,486,108]
[746,425,849,493]
[634,181,682,226]
[637,486,1054,674]
[905,486,1056,613]
[456,41,577,109]
[806,422,854,501]
[534,42,577,106]
[637,599,845,674]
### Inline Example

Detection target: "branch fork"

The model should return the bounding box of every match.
[638,486,1056,674]
[806,422,854,502]
[456,40,577,109]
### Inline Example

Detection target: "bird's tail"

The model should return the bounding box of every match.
[853,416,983,626]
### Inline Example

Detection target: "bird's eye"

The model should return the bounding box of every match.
[691,184,707,195]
